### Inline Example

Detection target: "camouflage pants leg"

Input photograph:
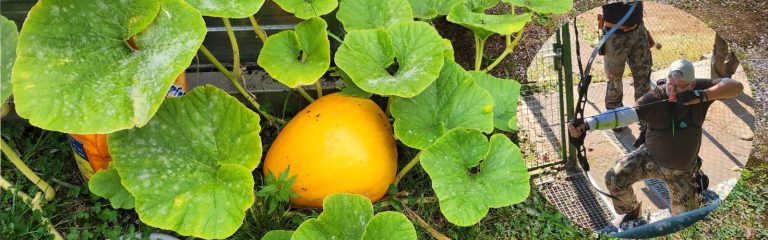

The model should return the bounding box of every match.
[605,146,701,215]
[711,33,740,79]
[603,24,652,110]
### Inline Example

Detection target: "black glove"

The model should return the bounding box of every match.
[676,90,705,105]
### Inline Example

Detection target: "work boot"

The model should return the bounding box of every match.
[612,203,641,227]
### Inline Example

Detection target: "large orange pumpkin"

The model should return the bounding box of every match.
[263,94,397,208]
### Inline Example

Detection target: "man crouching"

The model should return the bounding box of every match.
[568,59,743,226]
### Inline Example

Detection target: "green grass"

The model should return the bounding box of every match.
[0,122,166,240]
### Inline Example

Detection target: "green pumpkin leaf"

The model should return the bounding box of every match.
[338,69,373,98]
[185,0,265,18]
[443,39,455,60]
[469,72,521,131]
[12,0,206,134]
[466,0,500,12]
[292,193,373,240]
[261,230,294,240]
[335,21,445,97]
[447,3,532,40]
[1,16,18,103]
[108,86,262,239]
[421,129,529,226]
[503,0,573,14]
[336,0,414,31]
[362,212,417,240]
[290,194,415,240]
[258,17,330,88]
[407,0,463,19]
[390,58,494,150]
[273,0,338,19]
[88,164,135,209]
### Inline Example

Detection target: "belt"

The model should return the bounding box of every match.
[603,21,639,33]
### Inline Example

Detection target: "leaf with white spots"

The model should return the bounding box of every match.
[469,71,521,131]
[503,0,573,14]
[390,57,494,150]
[290,194,415,240]
[420,129,529,226]
[362,212,417,240]
[258,17,330,88]
[88,164,135,209]
[447,2,531,40]
[334,21,445,98]
[186,0,265,18]
[273,0,337,19]
[336,0,414,31]
[1,15,18,103]
[108,86,262,239]
[11,0,206,134]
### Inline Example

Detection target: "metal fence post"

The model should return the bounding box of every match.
[554,27,567,164]
[561,23,578,170]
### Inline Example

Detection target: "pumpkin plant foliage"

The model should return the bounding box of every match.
[185,0,265,18]
[336,0,414,31]
[504,0,573,14]
[390,57,494,150]
[258,17,331,88]
[406,0,463,19]
[334,21,446,98]
[273,0,338,19]
[11,0,206,134]
[89,164,135,209]
[0,15,17,103]
[447,2,532,40]
[421,129,529,226]
[107,86,263,239]
[470,71,522,131]
[263,194,416,240]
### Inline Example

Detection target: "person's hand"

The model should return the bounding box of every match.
[676,90,706,105]
[568,122,588,138]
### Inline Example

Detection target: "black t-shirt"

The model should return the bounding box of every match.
[602,2,644,27]
[635,79,717,169]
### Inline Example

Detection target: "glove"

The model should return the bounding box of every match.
[675,90,706,105]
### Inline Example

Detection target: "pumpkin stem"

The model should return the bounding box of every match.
[393,151,421,187]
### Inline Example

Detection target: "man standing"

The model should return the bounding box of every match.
[601,1,652,132]
[568,60,744,225]
[711,33,740,80]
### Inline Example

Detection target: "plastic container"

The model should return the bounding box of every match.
[67,72,188,180]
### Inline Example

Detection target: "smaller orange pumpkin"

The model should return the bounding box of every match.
[263,94,398,208]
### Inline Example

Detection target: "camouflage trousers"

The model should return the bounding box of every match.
[604,23,652,110]
[711,33,740,79]
[605,146,701,215]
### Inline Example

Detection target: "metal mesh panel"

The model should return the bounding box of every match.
[519,37,567,171]
[537,173,614,231]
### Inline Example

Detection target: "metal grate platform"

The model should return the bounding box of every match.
[645,178,671,208]
[537,173,615,231]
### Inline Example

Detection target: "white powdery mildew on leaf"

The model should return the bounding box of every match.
[109,86,261,239]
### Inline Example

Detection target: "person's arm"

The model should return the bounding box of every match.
[585,106,639,131]
[568,107,640,138]
[682,78,744,105]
